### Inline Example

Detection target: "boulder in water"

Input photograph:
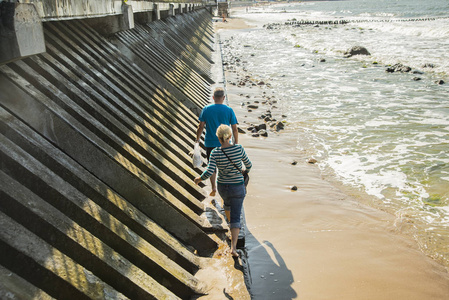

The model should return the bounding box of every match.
[344,46,371,58]
[423,63,436,68]
[386,63,412,73]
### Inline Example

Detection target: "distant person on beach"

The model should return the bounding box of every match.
[194,125,252,257]
[196,87,239,196]
[222,13,228,22]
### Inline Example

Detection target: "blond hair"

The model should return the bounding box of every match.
[216,124,232,142]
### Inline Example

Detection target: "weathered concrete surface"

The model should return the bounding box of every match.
[0,132,206,298]
[0,1,201,64]
[0,57,214,253]
[111,10,214,115]
[0,6,249,299]
[0,3,46,64]
[0,210,135,300]
[18,0,192,21]
[0,107,201,273]
[0,265,54,300]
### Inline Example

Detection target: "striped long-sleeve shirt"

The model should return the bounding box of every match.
[200,144,252,185]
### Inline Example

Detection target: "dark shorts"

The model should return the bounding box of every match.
[206,147,215,162]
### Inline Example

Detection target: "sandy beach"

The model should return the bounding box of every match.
[213,16,449,299]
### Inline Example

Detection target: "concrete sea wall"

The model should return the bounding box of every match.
[0,2,237,299]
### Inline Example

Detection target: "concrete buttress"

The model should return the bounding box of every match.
[0,6,248,299]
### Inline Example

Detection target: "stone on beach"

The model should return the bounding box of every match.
[256,124,267,131]
[308,158,318,164]
[259,130,268,137]
[275,121,285,131]
[264,116,272,122]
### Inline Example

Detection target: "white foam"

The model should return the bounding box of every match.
[228,0,449,268]
[365,120,399,127]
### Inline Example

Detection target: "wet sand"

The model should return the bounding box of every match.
[215,16,449,300]
[213,16,256,31]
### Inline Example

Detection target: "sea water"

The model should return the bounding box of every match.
[223,0,449,267]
